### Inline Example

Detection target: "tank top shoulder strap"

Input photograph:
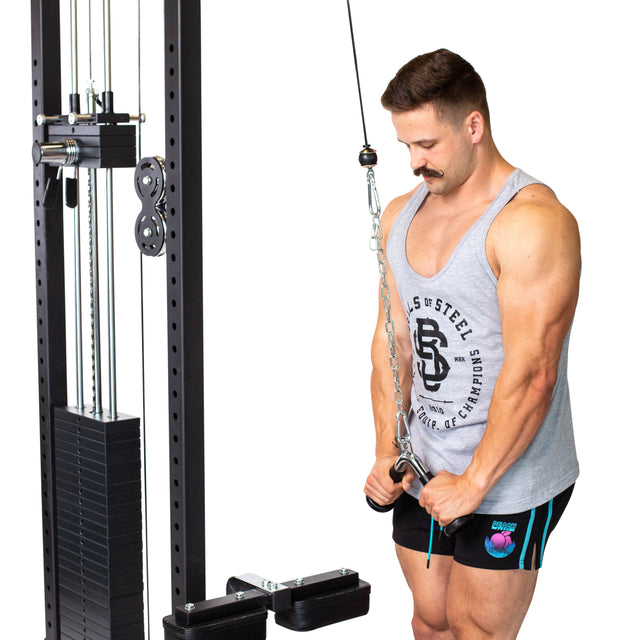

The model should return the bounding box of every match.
[465,168,547,282]
[472,168,547,237]
[386,182,428,262]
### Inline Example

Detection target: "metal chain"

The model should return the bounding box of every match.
[366,168,410,444]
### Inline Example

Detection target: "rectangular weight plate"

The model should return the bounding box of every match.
[54,407,140,440]
[54,446,140,473]
[59,585,143,620]
[57,550,143,585]
[57,484,142,516]
[60,603,144,633]
[57,542,142,570]
[57,523,142,552]
[56,482,142,510]
[59,617,143,640]
[56,430,141,463]
[57,551,143,586]
[57,565,143,600]
[55,462,141,493]
[56,496,142,528]
[60,609,144,640]
[56,524,142,556]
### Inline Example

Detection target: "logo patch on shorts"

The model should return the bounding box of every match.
[485,521,517,559]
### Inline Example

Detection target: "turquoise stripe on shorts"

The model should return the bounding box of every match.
[519,508,536,570]
[539,498,554,567]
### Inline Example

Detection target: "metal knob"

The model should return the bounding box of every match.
[32,139,80,167]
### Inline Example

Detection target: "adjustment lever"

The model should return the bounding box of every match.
[43,167,63,210]
[65,177,78,209]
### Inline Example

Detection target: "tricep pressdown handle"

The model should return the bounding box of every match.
[366,467,405,514]
[366,465,473,537]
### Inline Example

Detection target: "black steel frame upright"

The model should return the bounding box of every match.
[31,0,206,636]
[31,2,66,638]
[163,0,206,612]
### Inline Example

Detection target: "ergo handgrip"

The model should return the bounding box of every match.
[366,465,473,536]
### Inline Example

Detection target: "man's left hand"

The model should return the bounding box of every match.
[419,470,484,526]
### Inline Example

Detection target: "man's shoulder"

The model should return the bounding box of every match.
[511,181,560,206]
[381,183,423,230]
[488,182,580,275]
[495,182,577,236]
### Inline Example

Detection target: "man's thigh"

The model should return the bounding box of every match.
[395,544,454,632]
[446,562,538,640]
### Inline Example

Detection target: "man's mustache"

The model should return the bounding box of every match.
[413,166,445,179]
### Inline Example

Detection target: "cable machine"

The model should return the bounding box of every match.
[31,2,370,639]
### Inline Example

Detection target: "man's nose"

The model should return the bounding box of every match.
[409,147,427,172]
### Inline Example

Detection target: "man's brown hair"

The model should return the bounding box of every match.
[381,49,490,128]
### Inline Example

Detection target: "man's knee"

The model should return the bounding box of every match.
[445,603,478,639]
[412,608,454,640]
[446,583,496,639]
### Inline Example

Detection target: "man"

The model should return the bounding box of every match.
[363,49,580,640]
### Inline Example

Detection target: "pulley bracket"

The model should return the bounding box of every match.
[134,156,167,256]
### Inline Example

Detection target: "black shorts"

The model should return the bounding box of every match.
[392,484,574,570]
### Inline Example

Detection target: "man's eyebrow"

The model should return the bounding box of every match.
[397,137,437,145]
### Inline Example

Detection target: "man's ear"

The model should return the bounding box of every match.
[467,110,485,144]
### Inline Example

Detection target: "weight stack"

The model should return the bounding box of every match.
[53,407,144,640]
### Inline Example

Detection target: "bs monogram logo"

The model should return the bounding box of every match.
[413,318,450,392]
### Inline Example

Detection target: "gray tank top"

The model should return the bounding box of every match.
[387,168,578,513]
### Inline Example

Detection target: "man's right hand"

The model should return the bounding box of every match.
[364,455,415,507]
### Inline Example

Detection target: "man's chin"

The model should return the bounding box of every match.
[423,176,448,194]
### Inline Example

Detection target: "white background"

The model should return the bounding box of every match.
[2,1,638,638]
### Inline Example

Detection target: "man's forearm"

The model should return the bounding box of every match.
[464,362,556,498]
[370,335,412,458]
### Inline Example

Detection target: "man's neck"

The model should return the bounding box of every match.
[435,146,514,212]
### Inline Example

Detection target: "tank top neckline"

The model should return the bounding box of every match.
[400,168,522,284]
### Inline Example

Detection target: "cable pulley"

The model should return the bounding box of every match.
[358,146,378,168]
